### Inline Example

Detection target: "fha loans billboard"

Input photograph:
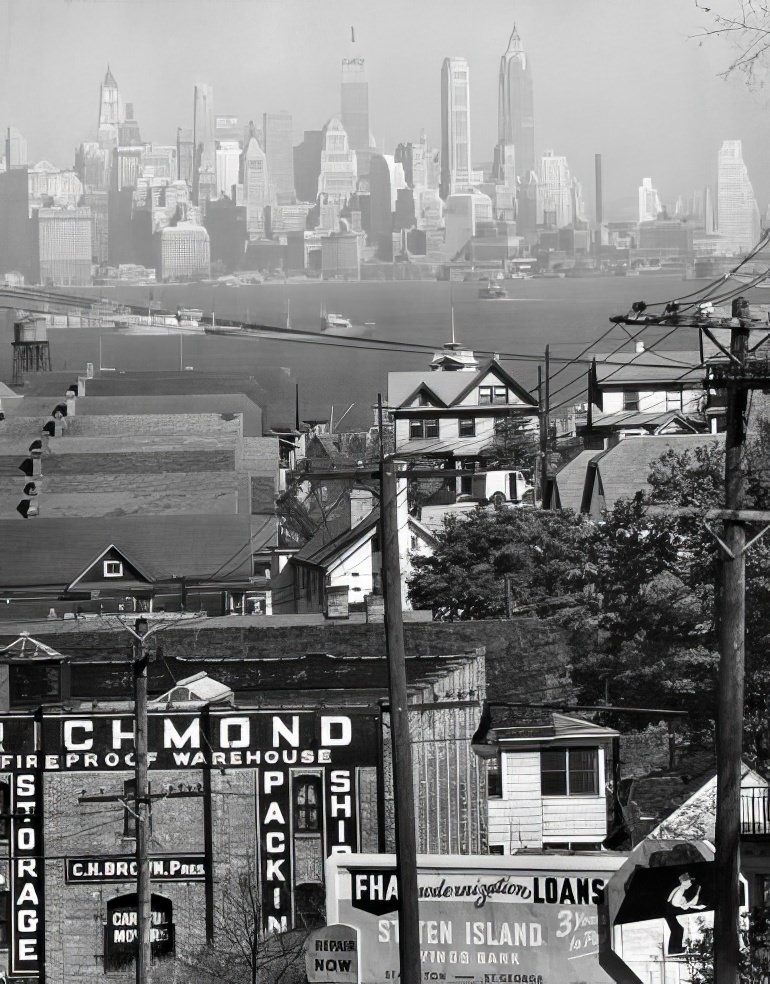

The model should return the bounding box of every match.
[326,854,626,984]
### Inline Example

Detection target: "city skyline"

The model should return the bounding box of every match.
[1,0,767,216]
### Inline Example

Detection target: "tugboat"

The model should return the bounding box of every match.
[320,304,375,338]
[478,282,508,299]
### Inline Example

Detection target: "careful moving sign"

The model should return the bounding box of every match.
[325,853,626,984]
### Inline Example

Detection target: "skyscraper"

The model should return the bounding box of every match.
[318,119,357,204]
[242,136,268,237]
[97,67,121,150]
[263,112,295,202]
[341,58,370,175]
[36,207,93,286]
[495,25,534,185]
[5,127,28,169]
[538,151,572,228]
[440,57,472,201]
[638,177,662,223]
[717,139,760,254]
[193,83,217,206]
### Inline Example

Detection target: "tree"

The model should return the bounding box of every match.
[173,861,311,984]
[695,0,770,85]
[407,506,594,620]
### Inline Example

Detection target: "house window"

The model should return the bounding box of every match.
[408,418,439,440]
[479,386,508,406]
[541,747,599,796]
[294,776,322,832]
[458,418,476,437]
[104,560,123,578]
[487,756,502,798]
[623,392,640,411]
[666,390,682,411]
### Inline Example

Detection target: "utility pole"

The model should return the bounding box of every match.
[380,456,421,984]
[132,618,152,984]
[714,301,750,984]
[539,345,551,508]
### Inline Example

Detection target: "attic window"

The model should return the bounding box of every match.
[479,386,507,406]
[104,560,123,578]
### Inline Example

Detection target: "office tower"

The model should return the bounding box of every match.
[341,57,370,175]
[318,119,357,203]
[141,146,177,182]
[159,223,211,280]
[205,197,247,271]
[263,111,295,202]
[440,57,472,201]
[717,139,760,253]
[638,177,662,223]
[538,151,572,228]
[76,142,111,191]
[176,128,194,186]
[243,136,268,236]
[193,83,217,205]
[216,142,240,198]
[704,186,716,235]
[5,127,28,169]
[112,147,143,192]
[495,25,535,185]
[97,66,121,149]
[36,207,93,285]
[118,103,142,146]
[370,154,406,257]
[0,167,35,280]
[294,130,324,202]
[444,190,493,259]
[595,154,603,226]
[83,190,109,264]
[215,116,242,144]
[28,163,84,208]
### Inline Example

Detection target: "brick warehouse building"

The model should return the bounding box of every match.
[0,624,489,982]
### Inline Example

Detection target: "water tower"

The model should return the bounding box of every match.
[12,313,51,385]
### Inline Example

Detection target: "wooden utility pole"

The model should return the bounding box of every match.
[539,345,551,508]
[714,303,750,984]
[380,457,421,984]
[133,622,152,984]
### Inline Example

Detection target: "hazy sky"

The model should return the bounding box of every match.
[1,0,767,216]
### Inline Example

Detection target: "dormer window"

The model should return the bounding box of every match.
[479,385,508,406]
[104,560,123,578]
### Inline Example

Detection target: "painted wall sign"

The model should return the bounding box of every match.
[10,771,43,978]
[326,854,626,984]
[66,855,206,883]
[104,892,174,970]
[0,710,378,772]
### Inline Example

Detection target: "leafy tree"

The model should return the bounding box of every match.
[407,506,594,620]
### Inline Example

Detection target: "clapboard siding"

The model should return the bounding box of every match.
[542,797,607,840]
[488,751,543,849]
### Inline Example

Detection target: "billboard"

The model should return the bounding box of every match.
[326,853,626,984]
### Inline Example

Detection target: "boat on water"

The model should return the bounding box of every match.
[320,305,375,338]
[478,283,508,299]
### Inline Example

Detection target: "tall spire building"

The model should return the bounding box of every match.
[193,83,217,207]
[97,67,121,149]
[440,56,472,201]
[495,25,534,185]
[341,57,370,177]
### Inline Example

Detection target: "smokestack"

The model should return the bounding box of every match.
[595,153,603,226]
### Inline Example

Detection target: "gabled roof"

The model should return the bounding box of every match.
[483,706,617,744]
[552,450,601,513]
[388,359,536,410]
[67,543,156,592]
[585,434,725,516]
[646,764,765,842]
[293,509,379,570]
[398,381,449,409]
[0,632,64,661]
[0,515,254,588]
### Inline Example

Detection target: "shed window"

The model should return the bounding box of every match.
[541,747,599,796]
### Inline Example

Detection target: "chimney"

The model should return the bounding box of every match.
[65,389,76,416]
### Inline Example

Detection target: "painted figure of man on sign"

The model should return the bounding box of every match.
[665,871,706,954]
